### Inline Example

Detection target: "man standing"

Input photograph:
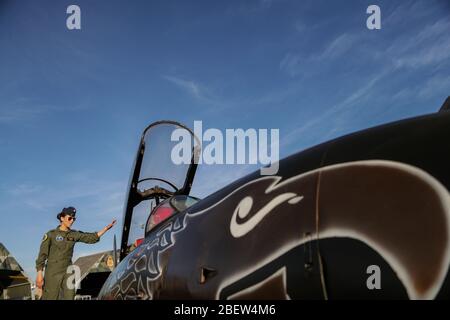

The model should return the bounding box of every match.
[35,207,116,300]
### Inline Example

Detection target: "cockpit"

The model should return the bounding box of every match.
[120,121,200,258]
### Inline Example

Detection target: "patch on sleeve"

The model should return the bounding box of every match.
[42,234,48,242]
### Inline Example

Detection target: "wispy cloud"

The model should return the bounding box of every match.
[417,75,450,99]
[0,98,47,123]
[387,18,450,69]
[0,97,91,124]
[392,74,450,102]
[316,33,355,61]
[383,0,438,28]
[281,3,450,79]
[279,53,304,77]
[8,183,43,197]
[279,3,450,151]
[293,20,305,33]
[4,174,126,222]
[280,33,356,77]
[163,75,230,110]
[163,75,203,100]
[280,69,389,149]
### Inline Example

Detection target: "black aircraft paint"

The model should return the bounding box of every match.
[99,101,450,300]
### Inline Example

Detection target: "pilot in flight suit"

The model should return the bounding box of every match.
[35,207,116,300]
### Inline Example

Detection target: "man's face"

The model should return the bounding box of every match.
[62,215,76,228]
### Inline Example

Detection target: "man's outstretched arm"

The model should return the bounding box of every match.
[97,219,117,238]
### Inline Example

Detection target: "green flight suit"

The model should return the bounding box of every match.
[36,227,99,300]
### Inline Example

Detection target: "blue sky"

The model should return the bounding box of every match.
[0,0,449,281]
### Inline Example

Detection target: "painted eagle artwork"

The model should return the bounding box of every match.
[98,98,450,300]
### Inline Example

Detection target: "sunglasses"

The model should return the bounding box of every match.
[67,216,76,222]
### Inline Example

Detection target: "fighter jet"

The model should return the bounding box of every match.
[98,98,450,300]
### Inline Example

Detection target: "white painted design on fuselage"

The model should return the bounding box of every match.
[103,215,188,300]
[230,193,303,238]
[104,160,450,300]
[186,160,450,300]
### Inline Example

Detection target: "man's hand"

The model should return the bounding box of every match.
[105,219,117,231]
[36,271,44,289]
[97,219,117,238]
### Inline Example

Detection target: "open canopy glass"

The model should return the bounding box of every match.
[120,121,200,257]
[137,122,197,194]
